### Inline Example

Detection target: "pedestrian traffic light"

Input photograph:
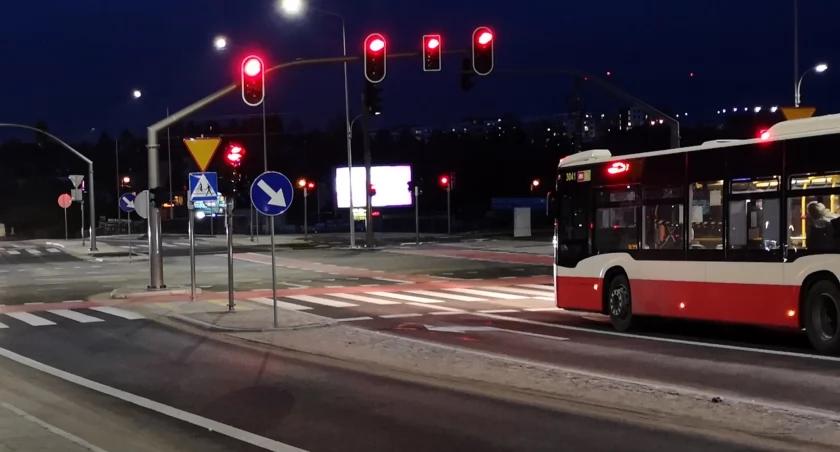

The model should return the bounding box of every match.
[364,33,387,84]
[225,142,246,167]
[365,81,383,115]
[241,55,265,107]
[471,27,494,76]
[423,34,442,71]
[307,181,315,189]
[460,58,475,92]
[150,187,168,207]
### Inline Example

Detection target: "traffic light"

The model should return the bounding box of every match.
[241,55,265,107]
[225,142,246,168]
[423,34,442,71]
[368,184,377,197]
[307,181,315,190]
[460,58,475,92]
[471,27,494,76]
[364,81,383,115]
[439,175,450,190]
[149,187,167,207]
[364,33,387,84]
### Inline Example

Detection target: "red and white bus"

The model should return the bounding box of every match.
[553,113,840,353]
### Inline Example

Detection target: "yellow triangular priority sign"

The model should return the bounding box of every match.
[781,107,816,121]
[184,137,222,172]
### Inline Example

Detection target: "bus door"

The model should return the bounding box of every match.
[556,183,591,268]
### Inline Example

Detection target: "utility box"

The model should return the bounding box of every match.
[0,223,5,237]
[513,207,531,238]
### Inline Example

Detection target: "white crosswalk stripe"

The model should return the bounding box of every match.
[517,284,554,291]
[4,312,56,326]
[444,288,527,299]
[7,250,20,255]
[328,293,401,305]
[248,297,312,310]
[26,249,41,255]
[481,286,554,297]
[404,290,484,302]
[0,322,8,329]
[89,306,145,320]
[46,248,61,253]
[286,295,357,308]
[365,291,445,303]
[47,309,104,323]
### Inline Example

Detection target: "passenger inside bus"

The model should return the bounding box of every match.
[805,201,840,250]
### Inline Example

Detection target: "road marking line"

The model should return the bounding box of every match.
[525,307,564,312]
[366,292,444,303]
[359,284,380,287]
[480,286,555,297]
[248,298,312,311]
[46,248,60,253]
[535,296,554,301]
[335,316,373,322]
[406,302,462,311]
[286,295,356,308]
[0,348,307,452]
[404,290,485,302]
[477,309,520,313]
[0,322,7,329]
[471,312,840,362]
[47,309,105,323]
[0,402,111,452]
[89,306,145,320]
[430,311,466,315]
[24,302,44,305]
[329,293,401,305]
[7,250,19,255]
[517,284,554,291]
[372,277,414,284]
[380,313,423,318]
[445,288,527,300]
[324,285,346,288]
[26,249,41,255]
[4,312,56,326]
[62,300,84,303]
[173,242,190,246]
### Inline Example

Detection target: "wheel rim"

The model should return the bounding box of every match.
[814,292,840,342]
[609,285,630,319]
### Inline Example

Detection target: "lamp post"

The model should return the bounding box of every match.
[277,0,355,247]
[132,90,173,203]
[795,63,828,107]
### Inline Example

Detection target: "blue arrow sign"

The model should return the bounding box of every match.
[119,193,136,213]
[189,172,218,202]
[251,171,294,216]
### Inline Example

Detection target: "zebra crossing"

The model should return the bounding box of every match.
[242,283,558,319]
[0,307,144,329]
[0,245,76,263]
[0,246,65,256]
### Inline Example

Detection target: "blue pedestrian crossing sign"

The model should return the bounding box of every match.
[119,193,136,213]
[189,172,218,202]
[251,171,294,216]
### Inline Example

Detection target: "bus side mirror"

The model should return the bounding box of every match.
[546,192,556,217]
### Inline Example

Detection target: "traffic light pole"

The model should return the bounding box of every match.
[303,187,309,239]
[446,186,451,235]
[415,186,420,245]
[361,93,374,248]
[0,123,98,252]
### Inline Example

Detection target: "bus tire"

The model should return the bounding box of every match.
[804,280,840,355]
[607,273,633,332]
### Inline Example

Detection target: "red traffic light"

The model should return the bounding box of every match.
[364,33,387,83]
[241,55,265,107]
[225,143,245,167]
[472,27,494,76]
[439,176,449,186]
[423,34,442,72]
[307,182,315,189]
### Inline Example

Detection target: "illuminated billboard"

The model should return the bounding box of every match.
[335,165,412,208]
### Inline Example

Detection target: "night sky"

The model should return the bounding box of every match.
[1,0,837,139]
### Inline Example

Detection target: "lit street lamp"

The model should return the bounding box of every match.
[213,36,228,51]
[278,0,355,248]
[131,90,173,203]
[795,63,828,107]
[132,89,142,99]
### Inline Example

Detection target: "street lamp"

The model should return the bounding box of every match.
[277,0,355,248]
[213,36,228,51]
[795,63,828,107]
[132,90,142,99]
[132,90,173,203]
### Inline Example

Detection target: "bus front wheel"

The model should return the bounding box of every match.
[607,274,633,332]
[805,280,840,355]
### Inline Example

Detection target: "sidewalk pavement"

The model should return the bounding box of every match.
[0,400,106,452]
[44,239,129,258]
[197,234,311,247]
[441,238,553,255]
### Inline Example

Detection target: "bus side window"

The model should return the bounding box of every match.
[688,181,724,250]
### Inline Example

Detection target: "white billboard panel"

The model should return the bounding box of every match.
[335,165,412,208]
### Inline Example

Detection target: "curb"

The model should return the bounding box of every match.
[45,241,65,248]
[109,288,202,299]
[167,313,333,333]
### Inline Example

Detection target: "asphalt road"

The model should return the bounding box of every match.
[0,320,775,452]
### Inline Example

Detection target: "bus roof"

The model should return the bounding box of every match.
[558,112,840,169]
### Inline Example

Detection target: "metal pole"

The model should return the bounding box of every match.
[128,215,132,262]
[250,204,255,242]
[447,186,451,235]
[316,185,321,224]
[167,108,173,203]
[87,164,97,251]
[262,100,269,238]
[794,0,799,107]
[415,186,420,245]
[189,205,196,300]
[303,187,309,238]
[341,19,356,249]
[63,208,68,241]
[116,141,120,229]
[80,199,85,246]
[361,92,374,248]
[270,215,277,327]
[226,200,235,311]
[211,216,215,236]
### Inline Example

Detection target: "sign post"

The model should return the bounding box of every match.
[251,171,295,327]
[69,175,84,246]
[303,187,309,239]
[225,198,235,310]
[57,194,72,240]
[188,202,196,300]
[119,194,136,261]
[415,186,421,245]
